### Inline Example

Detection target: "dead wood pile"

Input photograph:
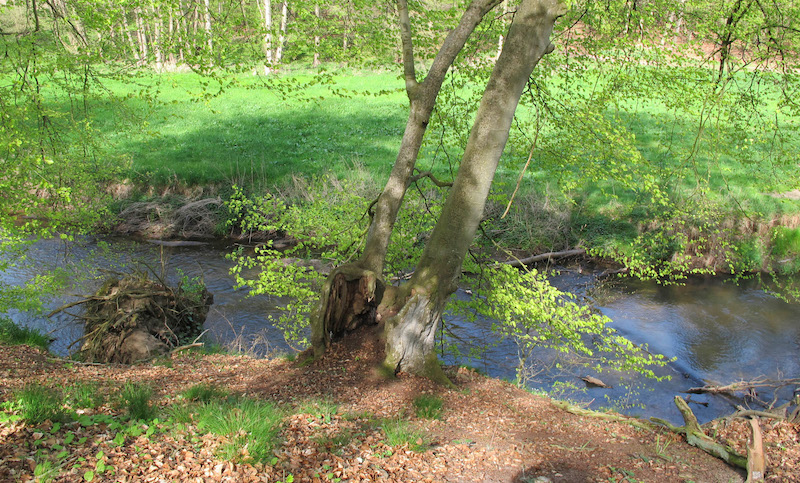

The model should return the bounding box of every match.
[73,275,213,363]
[114,197,222,239]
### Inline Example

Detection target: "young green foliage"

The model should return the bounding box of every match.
[452,265,671,385]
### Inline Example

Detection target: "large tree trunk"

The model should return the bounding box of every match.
[383,0,566,379]
[309,0,503,358]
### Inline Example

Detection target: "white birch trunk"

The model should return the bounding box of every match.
[276,1,288,63]
[263,0,273,73]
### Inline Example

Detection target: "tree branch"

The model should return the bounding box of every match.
[409,169,453,188]
[396,0,418,95]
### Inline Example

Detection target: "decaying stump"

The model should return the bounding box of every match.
[64,275,213,364]
[310,264,385,356]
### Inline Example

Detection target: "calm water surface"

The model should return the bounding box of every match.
[3,237,799,424]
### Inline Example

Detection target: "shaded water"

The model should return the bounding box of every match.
[3,237,799,424]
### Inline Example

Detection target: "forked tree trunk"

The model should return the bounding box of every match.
[309,0,503,358]
[309,0,565,383]
[383,0,565,380]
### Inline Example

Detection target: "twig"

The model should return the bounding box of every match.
[408,169,453,188]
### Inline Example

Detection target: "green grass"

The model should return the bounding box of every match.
[64,381,105,410]
[92,72,408,188]
[8,384,66,425]
[0,318,52,351]
[180,383,229,403]
[380,417,428,451]
[412,394,444,420]
[119,382,156,421]
[194,398,284,464]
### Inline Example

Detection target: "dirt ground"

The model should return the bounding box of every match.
[1,332,798,482]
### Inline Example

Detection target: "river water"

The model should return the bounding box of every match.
[3,237,799,425]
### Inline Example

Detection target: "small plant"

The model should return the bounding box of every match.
[297,398,339,424]
[64,382,104,410]
[412,394,443,420]
[0,317,52,350]
[33,459,56,483]
[380,418,427,451]
[195,398,283,464]
[119,382,156,421]
[180,383,228,403]
[13,383,66,424]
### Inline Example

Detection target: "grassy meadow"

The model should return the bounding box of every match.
[73,66,800,271]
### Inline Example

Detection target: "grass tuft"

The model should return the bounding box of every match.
[195,398,284,464]
[412,394,444,420]
[119,382,156,421]
[381,418,428,451]
[180,383,228,403]
[12,384,66,424]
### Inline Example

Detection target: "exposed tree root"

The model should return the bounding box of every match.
[652,396,748,469]
[52,274,212,363]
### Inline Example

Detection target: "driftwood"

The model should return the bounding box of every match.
[652,396,747,469]
[501,248,586,268]
[580,375,612,389]
[687,377,800,396]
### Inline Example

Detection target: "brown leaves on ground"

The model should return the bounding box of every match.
[1,333,797,482]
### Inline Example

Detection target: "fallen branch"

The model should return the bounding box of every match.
[409,169,453,188]
[652,396,747,469]
[686,377,800,396]
[552,400,654,431]
[499,248,586,268]
[171,342,204,354]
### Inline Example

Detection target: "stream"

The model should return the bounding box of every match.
[3,236,799,425]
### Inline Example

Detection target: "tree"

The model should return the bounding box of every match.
[309,0,567,380]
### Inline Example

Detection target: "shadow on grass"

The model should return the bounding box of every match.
[119,107,406,187]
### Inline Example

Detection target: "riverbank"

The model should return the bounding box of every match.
[2,336,798,482]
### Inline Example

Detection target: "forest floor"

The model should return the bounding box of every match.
[1,332,798,482]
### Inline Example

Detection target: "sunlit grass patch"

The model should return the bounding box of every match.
[194,398,284,464]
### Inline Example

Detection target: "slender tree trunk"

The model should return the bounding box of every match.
[276,1,287,62]
[496,0,507,59]
[263,0,274,73]
[152,5,164,72]
[313,4,321,67]
[135,7,148,65]
[309,0,504,357]
[168,8,177,68]
[203,0,213,59]
[383,0,565,379]
[121,16,141,63]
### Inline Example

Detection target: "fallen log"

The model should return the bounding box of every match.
[500,248,586,268]
[687,377,800,396]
